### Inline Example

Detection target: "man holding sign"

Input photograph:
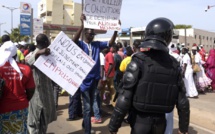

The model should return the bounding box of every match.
[73,14,119,134]
[27,34,57,134]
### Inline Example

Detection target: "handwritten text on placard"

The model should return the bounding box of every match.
[83,0,122,31]
[34,31,95,95]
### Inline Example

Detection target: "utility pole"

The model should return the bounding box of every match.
[184,27,187,46]
[2,5,19,30]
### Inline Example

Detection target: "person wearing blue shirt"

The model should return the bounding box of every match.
[73,14,119,134]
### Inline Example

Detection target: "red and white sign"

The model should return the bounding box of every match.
[33,18,43,38]
[20,2,31,14]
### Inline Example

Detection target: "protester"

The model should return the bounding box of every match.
[182,47,198,98]
[116,42,124,59]
[19,41,27,53]
[119,46,133,72]
[26,34,57,134]
[98,48,109,104]
[1,34,25,64]
[103,46,115,107]
[24,44,36,56]
[0,41,35,134]
[193,46,212,93]
[109,17,189,134]
[72,14,119,134]
[205,48,215,91]
[132,39,141,54]
[25,44,36,63]
[169,43,182,64]
[199,45,206,62]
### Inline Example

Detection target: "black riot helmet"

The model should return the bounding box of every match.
[140,18,174,52]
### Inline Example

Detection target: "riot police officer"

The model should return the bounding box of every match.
[108,18,190,134]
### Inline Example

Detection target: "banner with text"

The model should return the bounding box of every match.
[20,14,31,35]
[34,31,95,95]
[83,0,122,31]
[33,18,43,38]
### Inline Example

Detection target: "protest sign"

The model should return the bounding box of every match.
[34,31,95,95]
[83,0,122,31]
[33,18,43,38]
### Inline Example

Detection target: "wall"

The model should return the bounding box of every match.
[52,0,63,24]
[73,3,82,26]
[177,28,215,52]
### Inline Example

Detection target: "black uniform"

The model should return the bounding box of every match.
[108,18,190,134]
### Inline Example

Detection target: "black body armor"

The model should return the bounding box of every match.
[132,51,180,113]
[109,17,189,134]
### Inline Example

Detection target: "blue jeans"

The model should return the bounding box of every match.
[68,88,82,119]
[81,80,101,134]
[165,111,173,134]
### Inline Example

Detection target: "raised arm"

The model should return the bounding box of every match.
[73,14,85,44]
[108,20,121,47]
[109,31,118,47]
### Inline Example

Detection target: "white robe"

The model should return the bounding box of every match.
[182,53,198,97]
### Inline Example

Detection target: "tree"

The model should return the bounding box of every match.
[2,25,29,43]
[174,24,192,29]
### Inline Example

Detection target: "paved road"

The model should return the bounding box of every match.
[47,91,215,134]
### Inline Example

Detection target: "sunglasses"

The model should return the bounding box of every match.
[86,33,96,36]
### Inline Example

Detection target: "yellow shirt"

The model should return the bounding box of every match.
[16,50,25,62]
[119,56,132,72]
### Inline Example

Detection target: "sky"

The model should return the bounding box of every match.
[0,0,215,37]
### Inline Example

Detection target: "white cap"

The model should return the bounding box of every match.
[14,42,18,46]
[192,46,197,50]
[19,41,27,46]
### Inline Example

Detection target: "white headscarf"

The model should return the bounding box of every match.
[0,41,23,79]
[168,43,177,52]
[192,46,197,50]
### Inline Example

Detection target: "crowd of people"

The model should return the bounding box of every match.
[169,42,214,97]
[0,14,215,134]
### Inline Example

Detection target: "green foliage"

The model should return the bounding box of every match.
[174,24,192,29]
[1,25,29,43]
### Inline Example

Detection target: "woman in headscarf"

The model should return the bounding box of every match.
[0,41,35,134]
[192,46,212,93]
[205,49,215,91]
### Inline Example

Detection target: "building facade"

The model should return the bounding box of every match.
[37,0,82,39]
[176,28,215,52]
[96,28,215,52]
